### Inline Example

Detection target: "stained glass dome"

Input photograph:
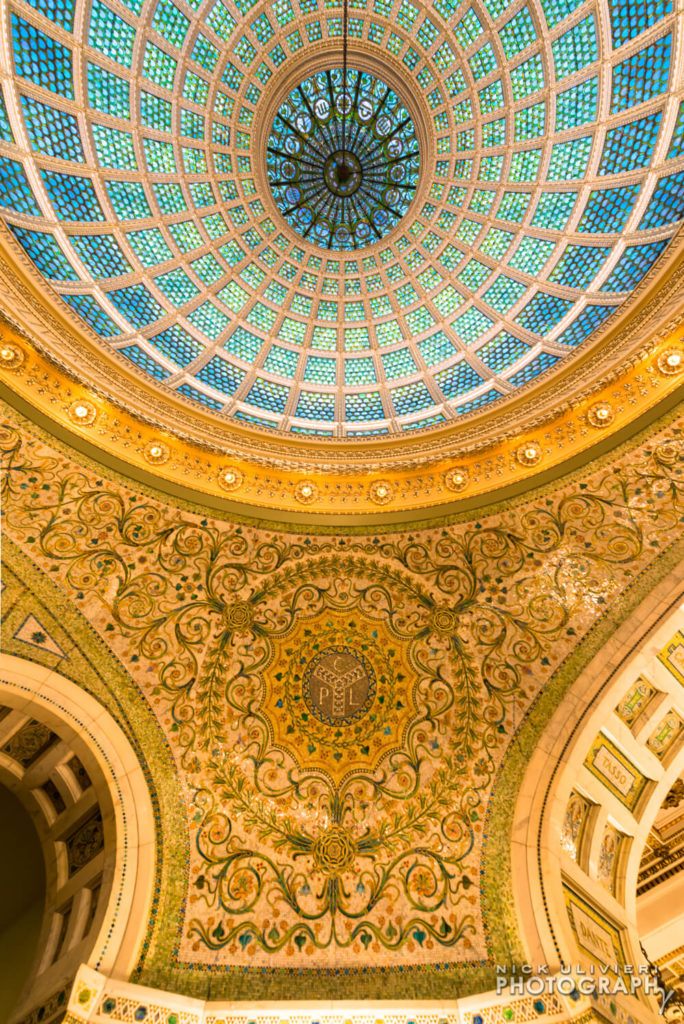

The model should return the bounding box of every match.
[0,0,682,437]
[267,68,420,250]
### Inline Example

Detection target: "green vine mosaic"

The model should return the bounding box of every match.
[1,399,684,997]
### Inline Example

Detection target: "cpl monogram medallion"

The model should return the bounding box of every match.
[304,646,375,727]
[262,609,414,780]
[184,557,482,964]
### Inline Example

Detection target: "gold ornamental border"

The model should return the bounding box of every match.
[1,301,683,522]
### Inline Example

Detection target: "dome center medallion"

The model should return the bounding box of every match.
[323,151,363,198]
[267,68,420,250]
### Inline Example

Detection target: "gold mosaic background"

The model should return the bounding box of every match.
[2,397,684,997]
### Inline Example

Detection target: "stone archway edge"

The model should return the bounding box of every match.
[0,655,156,984]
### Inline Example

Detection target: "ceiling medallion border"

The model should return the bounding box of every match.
[2,307,682,518]
[0,220,683,482]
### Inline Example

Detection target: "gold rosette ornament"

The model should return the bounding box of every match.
[312,825,357,877]
[223,600,254,632]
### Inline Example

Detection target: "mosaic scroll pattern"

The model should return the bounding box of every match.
[1,412,684,975]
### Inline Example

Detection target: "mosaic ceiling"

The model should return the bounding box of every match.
[2,397,684,998]
[0,0,683,437]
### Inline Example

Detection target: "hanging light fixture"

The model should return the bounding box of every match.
[266,0,420,250]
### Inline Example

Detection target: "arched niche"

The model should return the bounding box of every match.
[511,561,684,1023]
[0,782,46,1022]
[0,654,156,1023]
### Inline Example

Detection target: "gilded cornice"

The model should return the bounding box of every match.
[1,224,683,520]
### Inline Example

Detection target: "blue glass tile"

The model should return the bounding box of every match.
[191,253,224,284]
[382,348,417,379]
[176,383,223,409]
[153,182,186,215]
[515,292,573,335]
[265,345,300,377]
[418,331,457,367]
[187,301,230,339]
[245,377,289,413]
[610,35,671,113]
[143,137,176,173]
[9,225,78,280]
[92,124,138,170]
[154,268,199,306]
[508,235,555,274]
[107,283,165,327]
[152,0,190,48]
[577,185,640,232]
[500,8,537,59]
[552,16,597,81]
[555,304,615,345]
[20,95,84,161]
[0,90,13,143]
[482,274,526,313]
[608,0,671,48]
[234,411,279,429]
[225,326,264,362]
[455,387,500,414]
[69,233,131,278]
[497,191,531,222]
[87,63,130,117]
[12,15,74,98]
[555,77,598,129]
[548,244,610,288]
[344,357,377,385]
[510,55,545,100]
[668,101,684,160]
[23,0,75,31]
[143,43,177,88]
[546,137,592,180]
[189,182,215,209]
[120,344,170,379]
[41,170,104,221]
[0,156,41,215]
[88,0,136,68]
[206,1,236,41]
[149,324,203,366]
[638,170,684,229]
[140,90,171,131]
[531,191,577,230]
[191,33,219,71]
[402,413,447,430]
[540,0,582,29]
[507,351,559,385]
[61,292,119,335]
[434,360,483,399]
[598,112,662,175]
[514,102,546,141]
[126,227,172,267]
[600,239,669,291]
[477,332,530,373]
[196,356,246,395]
[295,391,336,420]
[105,180,151,219]
[390,380,434,415]
[303,354,335,383]
[452,307,494,348]
[345,392,385,421]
